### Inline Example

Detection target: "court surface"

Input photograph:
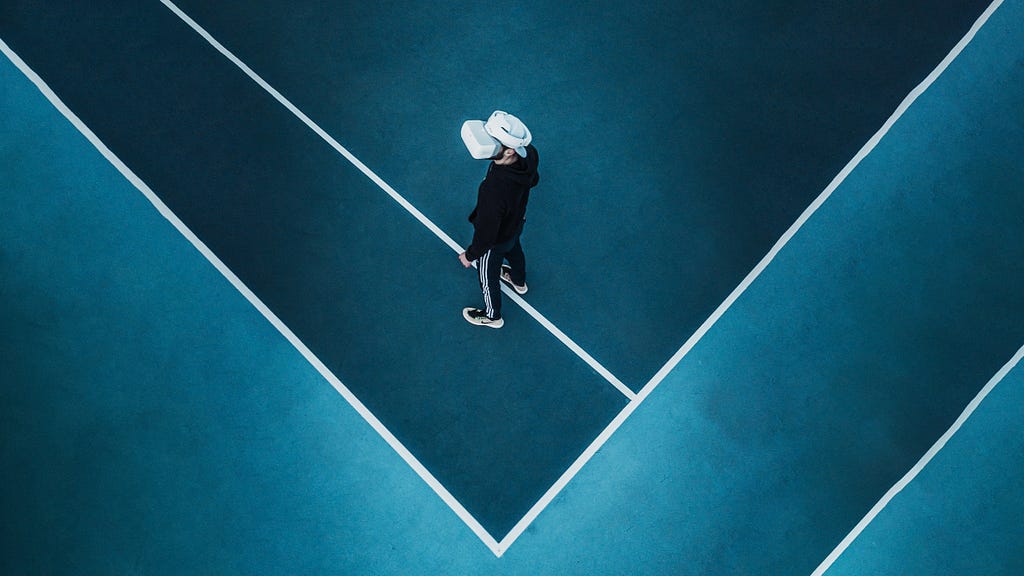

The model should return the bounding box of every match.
[2,1,1023,573]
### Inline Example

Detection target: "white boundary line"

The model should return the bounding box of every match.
[498,385,645,551]
[157,0,635,403]
[634,0,1007,403]
[0,37,504,556]
[503,289,634,399]
[811,341,1024,575]
[496,0,1008,554]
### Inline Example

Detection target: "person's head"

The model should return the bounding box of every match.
[461,110,531,162]
[489,145,520,165]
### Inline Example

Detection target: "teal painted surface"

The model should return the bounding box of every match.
[1,51,483,573]
[825,359,1024,575]
[2,0,1022,574]
[0,1,629,539]
[84,0,992,389]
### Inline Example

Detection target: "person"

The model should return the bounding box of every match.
[458,110,539,328]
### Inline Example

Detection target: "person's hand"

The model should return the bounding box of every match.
[459,252,473,268]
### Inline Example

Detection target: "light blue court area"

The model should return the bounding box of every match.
[824,349,1024,576]
[3,0,1024,574]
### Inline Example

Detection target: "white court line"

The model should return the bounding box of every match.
[158,0,635,403]
[503,288,634,399]
[496,0,1008,555]
[811,341,1024,575]
[0,37,504,556]
[497,384,644,551]
[635,0,1007,403]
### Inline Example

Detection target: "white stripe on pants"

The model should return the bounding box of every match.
[479,249,494,318]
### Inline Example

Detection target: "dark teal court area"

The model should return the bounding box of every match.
[2,0,1023,573]
[164,0,993,390]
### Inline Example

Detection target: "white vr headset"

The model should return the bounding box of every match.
[461,110,532,160]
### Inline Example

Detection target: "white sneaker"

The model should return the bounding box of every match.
[499,265,528,295]
[462,307,504,328]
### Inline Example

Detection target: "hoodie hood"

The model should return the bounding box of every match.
[491,144,540,188]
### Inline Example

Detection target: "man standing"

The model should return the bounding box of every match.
[458,110,539,328]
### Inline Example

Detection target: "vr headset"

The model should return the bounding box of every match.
[461,111,532,160]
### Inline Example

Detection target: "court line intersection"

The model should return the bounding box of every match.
[1,0,1004,558]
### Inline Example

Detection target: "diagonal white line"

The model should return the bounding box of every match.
[495,0,1009,555]
[158,0,633,402]
[496,393,642,552]
[0,36,504,557]
[811,341,1024,575]
[504,287,635,399]
[636,0,1008,405]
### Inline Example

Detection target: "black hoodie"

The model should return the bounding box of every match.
[465,145,540,262]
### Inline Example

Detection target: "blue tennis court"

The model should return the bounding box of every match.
[2,1,1022,573]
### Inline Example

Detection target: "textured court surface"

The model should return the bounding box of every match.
[2,0,1023,573]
